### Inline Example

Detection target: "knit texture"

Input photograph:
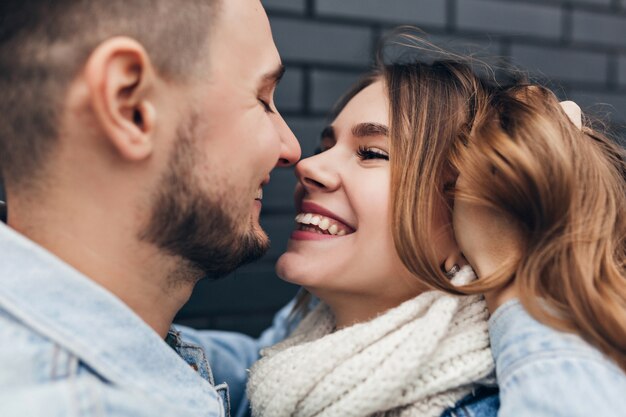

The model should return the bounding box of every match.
[247,267,495,417]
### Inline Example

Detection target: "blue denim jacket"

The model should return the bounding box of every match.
[486,299,626,416]
[1,221,625,417]
[0,223,291,417]
[443,299,626,417]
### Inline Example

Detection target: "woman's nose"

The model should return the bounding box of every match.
[295,152,341,193]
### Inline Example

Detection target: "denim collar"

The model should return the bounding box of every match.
[0,223,219,411]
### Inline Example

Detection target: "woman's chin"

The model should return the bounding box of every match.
[275,252,299,283]
[276,252,318,287]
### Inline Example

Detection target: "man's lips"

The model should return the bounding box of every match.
[255,176,270,201]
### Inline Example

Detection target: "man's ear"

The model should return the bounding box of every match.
[84,37,158,161]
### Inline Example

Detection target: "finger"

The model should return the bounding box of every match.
[559,100,582,130]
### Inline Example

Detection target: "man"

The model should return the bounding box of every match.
[0,0,300,416]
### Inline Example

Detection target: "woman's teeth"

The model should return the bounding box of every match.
[295,213,349,236]
[255,188,263,200]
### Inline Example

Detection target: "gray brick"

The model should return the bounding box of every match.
[263,0,306,13]
[311,70,363,113]
[510,44,608,84]
[286,117,328,157]
[572,11,626,48]
[614,126,626,147]
[270,17,372,66]
[180,260,297,316]
[274,67,304,112]
[263,214,300,258]
[568,91,626,123]
[429,35,501,56]
[572,0,611,5]
[619,56,626,87]
[264,167,298,211]
[380,33,504,77]
[211,313,279,337]
[316,0,445,27]
[457,0,561,39]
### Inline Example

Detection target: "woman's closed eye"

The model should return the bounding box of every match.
[357,146,389,161]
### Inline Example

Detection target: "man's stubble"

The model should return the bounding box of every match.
[140,113,270,283]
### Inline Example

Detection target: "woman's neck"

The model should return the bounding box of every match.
[309,288,424,330]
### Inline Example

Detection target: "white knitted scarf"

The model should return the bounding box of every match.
[247,267,495,417]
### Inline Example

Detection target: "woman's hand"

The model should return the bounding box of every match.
[559,100,582,129]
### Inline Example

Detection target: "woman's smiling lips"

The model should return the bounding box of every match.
[290,201,356,241]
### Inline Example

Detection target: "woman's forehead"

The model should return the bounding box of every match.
[332,81,389,131]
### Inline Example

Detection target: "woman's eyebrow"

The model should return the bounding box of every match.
[352,122,389,138]
[320,123,389,142]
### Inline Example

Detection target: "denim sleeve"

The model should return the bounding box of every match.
[176,299,296,417]
[0,374,222,417]
[489,300,626,417]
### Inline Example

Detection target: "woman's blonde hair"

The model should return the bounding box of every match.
[384,50,626,372]
[291,34,626,373]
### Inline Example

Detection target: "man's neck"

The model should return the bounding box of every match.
[8,196,194,338]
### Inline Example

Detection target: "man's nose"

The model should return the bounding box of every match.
[276,116,301,167]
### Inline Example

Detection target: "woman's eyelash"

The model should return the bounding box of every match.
[357,146,389,161]
[313,146,389,160]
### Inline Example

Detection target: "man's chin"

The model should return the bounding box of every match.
[199,226,270,280]
[144,202,271,283]
[144,120,272,283]
[240,225,271,263]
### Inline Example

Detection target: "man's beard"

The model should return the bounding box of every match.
[140,117,270,282]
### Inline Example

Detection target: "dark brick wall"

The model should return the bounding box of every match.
[177,0,626,336]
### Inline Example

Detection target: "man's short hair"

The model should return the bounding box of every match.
[0,0,220,188]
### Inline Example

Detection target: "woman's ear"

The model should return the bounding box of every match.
[441,250,468,277]
[84,37,158,161]
[440,170,469,274]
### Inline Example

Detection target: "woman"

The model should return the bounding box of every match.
[247,46,626,416]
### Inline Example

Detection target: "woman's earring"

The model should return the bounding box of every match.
[445,264,460,278]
